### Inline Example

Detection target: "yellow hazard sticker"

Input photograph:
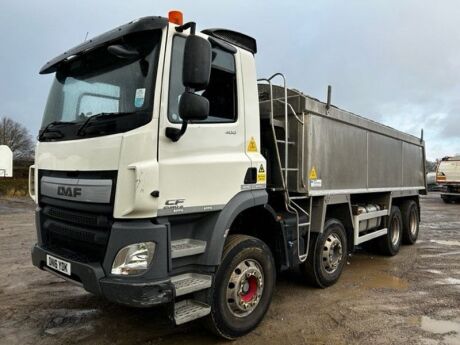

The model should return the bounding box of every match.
[247,137,258,152]
[309,167,317,180]
[257,164,266,183]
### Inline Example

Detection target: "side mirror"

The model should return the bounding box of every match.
[182,35,211,90]
[165,25,212,142]
[179,92,209,121]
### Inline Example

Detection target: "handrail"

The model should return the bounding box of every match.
[275,99,304,125]
[258,73,311,263]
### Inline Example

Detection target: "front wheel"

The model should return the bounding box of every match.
[205,235,276,339]
[301,219,348,288]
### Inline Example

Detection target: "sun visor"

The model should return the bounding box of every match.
[39,16,168,74]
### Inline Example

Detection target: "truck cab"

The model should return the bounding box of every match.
[31,14,269,338]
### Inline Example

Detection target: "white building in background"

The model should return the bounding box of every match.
[0,145,13,177]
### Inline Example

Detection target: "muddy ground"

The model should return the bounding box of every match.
[0,193,459,345]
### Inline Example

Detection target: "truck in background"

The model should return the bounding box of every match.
[436,156,460,203]
[29,12,426,339]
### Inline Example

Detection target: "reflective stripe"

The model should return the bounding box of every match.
[309,186,424,196]
[157,204,226,216]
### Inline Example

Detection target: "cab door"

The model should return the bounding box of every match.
[157,32,250,216]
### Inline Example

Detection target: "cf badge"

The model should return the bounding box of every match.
[164,199,185,213]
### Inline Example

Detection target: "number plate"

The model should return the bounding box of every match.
[46,254,71,276]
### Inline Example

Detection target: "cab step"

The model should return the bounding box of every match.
[171,239,206,259]
[174,300,211,325]
[171,273,212,297]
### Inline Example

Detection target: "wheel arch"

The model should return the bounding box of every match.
[198,189,269,266]
[227,203,287,272]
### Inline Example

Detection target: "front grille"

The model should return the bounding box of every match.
[41,206,112,262]
[38,170,117,263]
[43,206,110,228]
[46,220,109,245]
[41,207,110,262]
[45,244,94,264]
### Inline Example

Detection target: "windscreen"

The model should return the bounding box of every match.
[40,30,162,141]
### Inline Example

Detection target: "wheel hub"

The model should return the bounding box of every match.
[226,259,264,317]
[322,233,343,274]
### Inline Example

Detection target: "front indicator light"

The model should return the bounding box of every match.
[111,242,156,276]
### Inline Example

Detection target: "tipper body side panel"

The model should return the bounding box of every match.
[258,85,426,195]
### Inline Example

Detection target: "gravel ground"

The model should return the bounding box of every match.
[0,193,459,345]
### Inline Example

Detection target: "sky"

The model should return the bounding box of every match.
[0,0,459,160]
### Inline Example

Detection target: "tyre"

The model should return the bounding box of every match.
[442,195,453,204]
[300,219,347,288]
[401,200,419,245]
[377,206,402,256]
[205,235,276,339]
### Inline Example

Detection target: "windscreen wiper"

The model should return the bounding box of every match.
[38,121,75,140]
[77,112,137,136]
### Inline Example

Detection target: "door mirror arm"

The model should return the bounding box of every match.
[165,88,209,142]
[175,22,196,35]
[165,121,188,142]
[165,86,191,142]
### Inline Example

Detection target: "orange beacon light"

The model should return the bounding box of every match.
[168,10,183,25]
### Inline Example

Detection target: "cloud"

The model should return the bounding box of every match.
[0,0,459,161]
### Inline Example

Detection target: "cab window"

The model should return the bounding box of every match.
[168,36,237,123]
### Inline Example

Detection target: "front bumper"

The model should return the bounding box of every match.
[32,211,174,308]
[32,244,174,307]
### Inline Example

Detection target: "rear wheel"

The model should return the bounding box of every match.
[377,206,402,256]
[205,235,275,339]
[401,200,419,245]
[300,219,347,288]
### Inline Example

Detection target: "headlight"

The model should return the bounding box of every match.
[111,242,156,276]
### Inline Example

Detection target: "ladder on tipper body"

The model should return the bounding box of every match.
[258,73,312,263]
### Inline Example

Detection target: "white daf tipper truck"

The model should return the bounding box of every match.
[30,12,426,339]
